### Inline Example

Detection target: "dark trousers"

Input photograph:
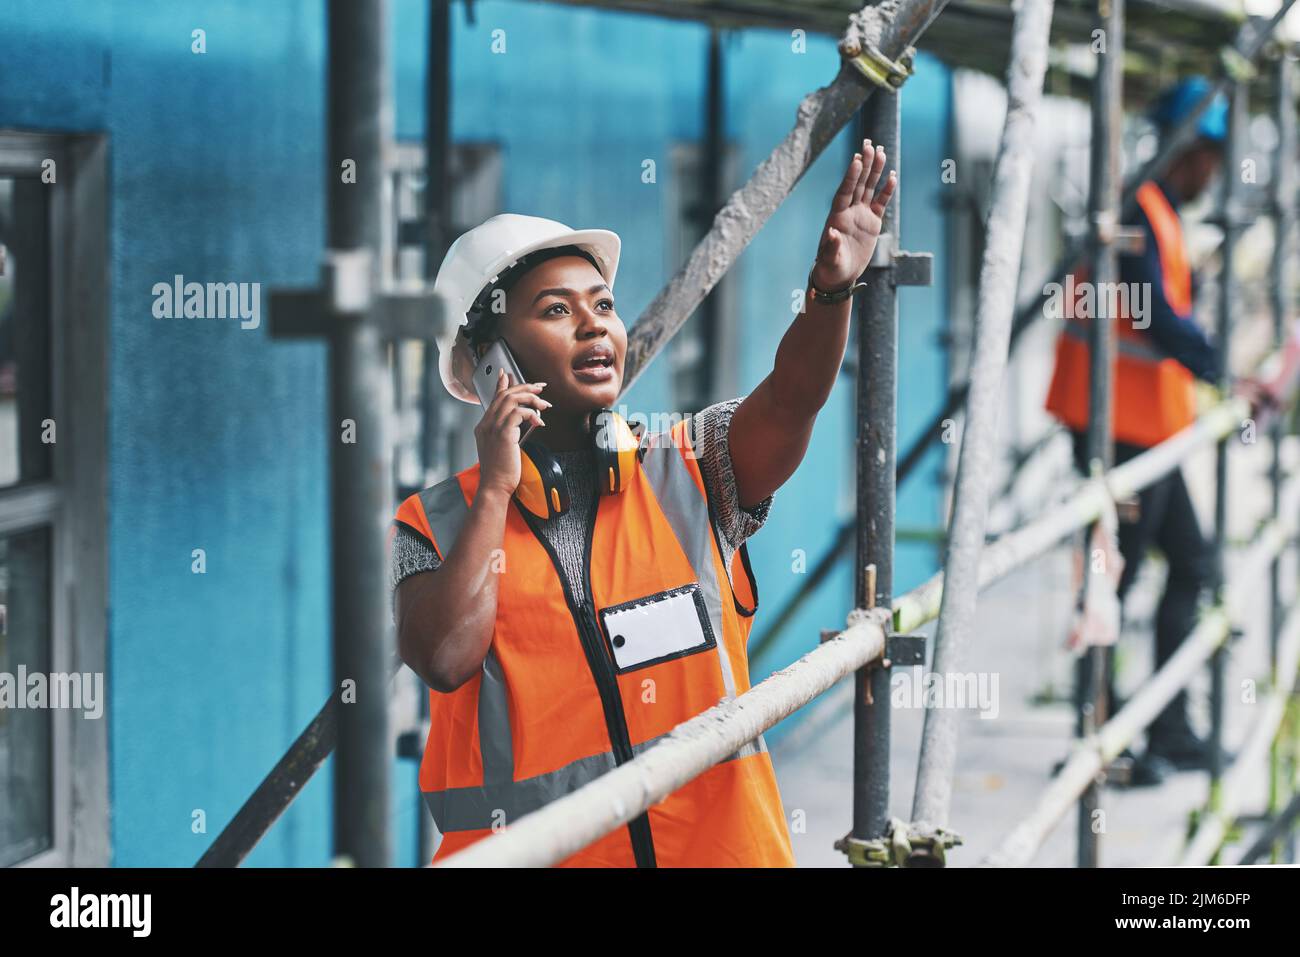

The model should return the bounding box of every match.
[1071,431,1215,739]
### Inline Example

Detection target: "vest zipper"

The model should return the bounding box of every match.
[515,489,658,868]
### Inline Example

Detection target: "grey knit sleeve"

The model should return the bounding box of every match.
[389,523,441,625]
[690,395,774,554]
[391,523,441,594]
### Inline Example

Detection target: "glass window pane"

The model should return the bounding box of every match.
[0,525,53,867]
[0,176,53,488]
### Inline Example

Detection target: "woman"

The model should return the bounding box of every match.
[392,139,896,866]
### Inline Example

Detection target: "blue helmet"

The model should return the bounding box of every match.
[1149,76,1228,144]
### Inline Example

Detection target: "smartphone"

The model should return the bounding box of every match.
[472,337,538,444]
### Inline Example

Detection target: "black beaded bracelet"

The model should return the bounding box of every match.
[807,265,868,304]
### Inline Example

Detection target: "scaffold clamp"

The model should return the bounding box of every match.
[842,40,916,90]
[903,822,964,867]
[836,817,962,867]
[1220,44,1257,83]
[867,233,933,286]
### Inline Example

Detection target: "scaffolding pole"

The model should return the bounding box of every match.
[849,87,900,865]
[327,0,395,868]
[421,0,453,476]
[1075,0,1123,869]
[907,0,1055,865]
[1205,81,1249,848]
[1266,47,1296,865]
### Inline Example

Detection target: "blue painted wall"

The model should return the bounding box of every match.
[0,0,949,864]
[1,0,334,868]
[892,54,952,604]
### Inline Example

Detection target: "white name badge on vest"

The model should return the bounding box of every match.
[598,582,718,673]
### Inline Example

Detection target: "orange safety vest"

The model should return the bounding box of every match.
[1044,180,1197,448]
[393,418,796,867]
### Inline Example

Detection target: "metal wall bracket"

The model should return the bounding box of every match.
[269,258,450,342]
[892,252,933,287]
[822,628,925,668]
[326,248,373,313]
[865,233,933,286]
[878,631,927,669]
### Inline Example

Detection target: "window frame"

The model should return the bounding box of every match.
[0,131,109,868]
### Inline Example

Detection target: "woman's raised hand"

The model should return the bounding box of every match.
[813,138,898,290]
[475,368,551,499]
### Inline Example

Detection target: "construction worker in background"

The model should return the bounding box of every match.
[1046,76,1264,785]
[390,139,897,866]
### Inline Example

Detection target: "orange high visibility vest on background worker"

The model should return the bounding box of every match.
[1044,180,1198,448]
[393,418,796,867]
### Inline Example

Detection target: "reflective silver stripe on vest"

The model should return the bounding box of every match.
[478,648,513,784]
[418,477,513,783]
[424,732,765,833]
[418,477,471,562]
[638,431,738,702]
[1062,316,1168,364]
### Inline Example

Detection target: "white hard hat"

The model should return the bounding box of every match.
[433,213,622,405]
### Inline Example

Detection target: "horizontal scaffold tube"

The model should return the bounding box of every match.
[982,474,1300,868]
[435,608,893,867]
[1178,575,1300,865]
